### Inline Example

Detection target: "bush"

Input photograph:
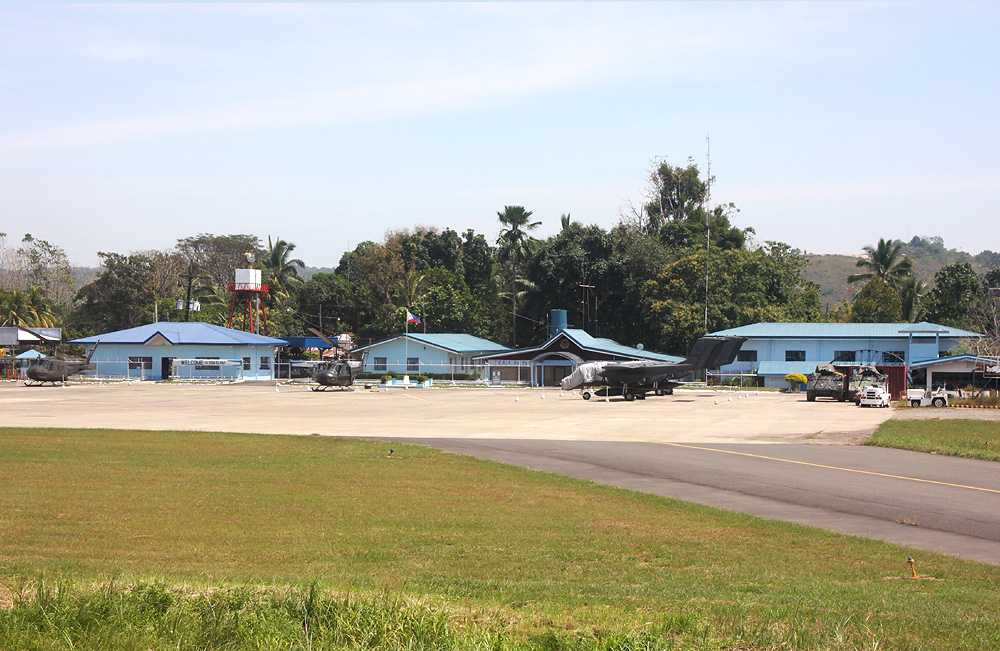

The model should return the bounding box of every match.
[785,373,808,391]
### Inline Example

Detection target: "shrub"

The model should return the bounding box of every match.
[785,373,808,391]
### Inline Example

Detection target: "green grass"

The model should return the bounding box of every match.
[2,427,1000,650]
[866,419,1000,461]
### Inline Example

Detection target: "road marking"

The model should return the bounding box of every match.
[402,393,427,402]
[654,441,1000,495]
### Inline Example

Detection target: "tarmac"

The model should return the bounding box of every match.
[0,380,899,444]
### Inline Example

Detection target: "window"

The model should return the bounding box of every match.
[259,356,270,370]
[128,356,152,370]
[242,357,251,370]
[737,350,757,362]
[407,357,419,373]
[374,357,387,372]
[833,351,855,363]
[785,350,805,362]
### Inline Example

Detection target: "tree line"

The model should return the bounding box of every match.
[2,159,998,358]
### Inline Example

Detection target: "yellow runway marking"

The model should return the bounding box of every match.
[402,393,428,402]
[653,441,1000,495]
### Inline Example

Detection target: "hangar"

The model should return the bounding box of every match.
[70,322,287,381]
[476,310,682,386]
[714,321,982,389]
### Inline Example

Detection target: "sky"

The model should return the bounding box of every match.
[1,2,998,269]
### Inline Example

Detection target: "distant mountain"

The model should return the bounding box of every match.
[802,237,999,309]
[299,266,336,281]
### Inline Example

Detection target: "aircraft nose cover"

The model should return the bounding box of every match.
[560,362,607,390]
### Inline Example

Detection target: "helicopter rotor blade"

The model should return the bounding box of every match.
[307,327,338,350]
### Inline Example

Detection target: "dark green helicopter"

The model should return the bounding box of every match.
[305,328,364,391]
[24,340,98,386]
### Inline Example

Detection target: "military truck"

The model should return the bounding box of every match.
[847,365,888,404]
[805,364,847,401]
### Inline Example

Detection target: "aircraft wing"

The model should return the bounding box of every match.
[583,336,747,388]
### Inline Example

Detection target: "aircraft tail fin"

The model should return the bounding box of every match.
[85,339,100,364]
[703,336,746,369]
[680,337,724,370]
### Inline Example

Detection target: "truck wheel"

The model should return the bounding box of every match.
[582,391,591,401]
[932,397,946,407]
[910,400,920,408]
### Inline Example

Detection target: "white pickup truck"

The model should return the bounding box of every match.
[906,388,949,408]
[858,385,892,408]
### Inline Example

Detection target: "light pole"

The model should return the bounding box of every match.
[579,284,594,333]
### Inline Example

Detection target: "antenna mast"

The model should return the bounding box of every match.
[704,134,712,334]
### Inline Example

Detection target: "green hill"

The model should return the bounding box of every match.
[803,237,998,310]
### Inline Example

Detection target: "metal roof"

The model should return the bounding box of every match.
[709,322,982,339]
[909,354,1000,370]
[0,326,61,346]
[476,329,682,363]
[70,322,287,347]
[352,333,509,355]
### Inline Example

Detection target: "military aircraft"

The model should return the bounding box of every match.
[560,335,747,401]
[305,328,364,391]
[24,341,98,386]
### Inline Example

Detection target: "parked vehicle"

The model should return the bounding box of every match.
[848,366,888,404]
[858,384,892,408]
[806,364,847,401]
[906,388,949,408]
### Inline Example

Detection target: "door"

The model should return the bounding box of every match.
[161,357,174,380]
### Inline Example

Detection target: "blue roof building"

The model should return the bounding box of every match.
[351,333,509,377]
[710,321,982,388]
[71,322,287,381]
[476,310,683,386]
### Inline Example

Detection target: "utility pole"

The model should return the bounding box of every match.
[181,262,196,322]
[704,134,712,334]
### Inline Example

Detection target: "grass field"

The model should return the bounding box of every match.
[2,427,999,650]
[866,419,1000,461]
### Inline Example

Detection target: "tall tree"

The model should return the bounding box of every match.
[70,252,155,336]
[176,233,262,288]
[898,276,929,323]
[496,206,541,347]
[646,243,820,354]
[923,262,982,329]
[0,287,57,328]
[849,278,902,323]
[263,236,305,298]
[847,238,914,287]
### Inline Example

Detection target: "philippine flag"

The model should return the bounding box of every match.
[406,310,421,324]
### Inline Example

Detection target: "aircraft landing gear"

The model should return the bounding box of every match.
[582,391,591,400]
[624,392,636,401]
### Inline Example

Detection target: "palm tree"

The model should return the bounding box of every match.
[898,276,929,322]
[496,206,541,347]
[395,270,427,325]
[847,238,914,287]
[263,236,305,296]
[0,287,56,327]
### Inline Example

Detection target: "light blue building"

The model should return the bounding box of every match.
[71,322,287,381]
[711,321,982,388]
[351,333,509,377]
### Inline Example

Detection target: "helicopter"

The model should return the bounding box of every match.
[24,340,99,386]
[305,328,364,391]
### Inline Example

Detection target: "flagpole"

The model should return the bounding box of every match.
[404,309,408,376]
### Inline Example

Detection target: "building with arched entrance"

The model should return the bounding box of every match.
[476,310,682,386]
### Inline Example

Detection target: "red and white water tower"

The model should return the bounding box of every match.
[227,266,270,335]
